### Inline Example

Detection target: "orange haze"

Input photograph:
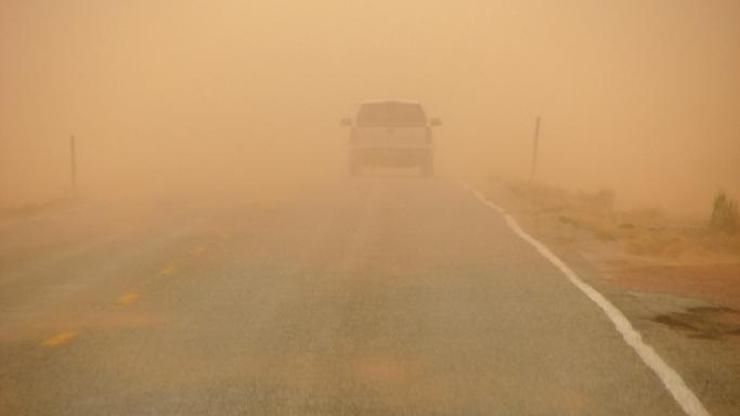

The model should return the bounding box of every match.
[2,0,739,213]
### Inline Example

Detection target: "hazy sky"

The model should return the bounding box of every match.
[1,0,739,212]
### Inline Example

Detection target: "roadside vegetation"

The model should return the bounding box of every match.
[488,177,740,326]
[491,178,740,263]
[710,191,738,235]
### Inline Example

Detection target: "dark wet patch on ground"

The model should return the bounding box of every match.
[652,306,740,340]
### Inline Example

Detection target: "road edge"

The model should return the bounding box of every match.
[461,183,710,416]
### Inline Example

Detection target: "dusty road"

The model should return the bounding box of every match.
[0,178,718,415]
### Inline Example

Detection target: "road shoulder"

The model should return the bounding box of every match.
[479,178,740,416]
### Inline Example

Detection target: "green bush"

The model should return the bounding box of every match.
[710,192,738,234]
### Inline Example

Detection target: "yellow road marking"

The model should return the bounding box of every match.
[41,330,78,347]
[117,293,141,306]
[160,263,177,276]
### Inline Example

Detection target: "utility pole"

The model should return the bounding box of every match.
[530,116,541,181]
[69,135,77,194]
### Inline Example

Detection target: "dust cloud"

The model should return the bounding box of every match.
[1,0,739,213]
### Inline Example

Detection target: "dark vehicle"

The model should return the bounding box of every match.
[341,100,441,176]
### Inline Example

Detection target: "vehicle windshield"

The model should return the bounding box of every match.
[356,102,427,126]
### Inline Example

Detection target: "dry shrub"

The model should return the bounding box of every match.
[710,192,738,234]
[500,179,739,261]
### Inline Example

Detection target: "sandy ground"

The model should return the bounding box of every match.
[485,178,740,311]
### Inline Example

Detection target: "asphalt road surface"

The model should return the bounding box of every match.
[0,178,707,415]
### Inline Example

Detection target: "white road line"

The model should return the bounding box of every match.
[463,183,710,416]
